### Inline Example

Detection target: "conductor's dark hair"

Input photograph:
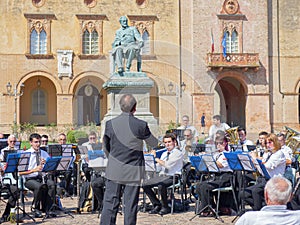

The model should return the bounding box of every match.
[119,94,137,113]
[29,133,41,141]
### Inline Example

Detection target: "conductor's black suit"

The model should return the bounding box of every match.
[100,112,157,225]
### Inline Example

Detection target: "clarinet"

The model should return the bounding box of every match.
[292,178,300,196]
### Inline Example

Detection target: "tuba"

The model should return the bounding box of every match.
[285,126,300,146]
[287,135,300,154]
[225,126,239,145]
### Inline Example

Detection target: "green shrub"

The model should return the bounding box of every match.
[67,130,87,143]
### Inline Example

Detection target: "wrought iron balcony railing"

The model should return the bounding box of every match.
[207,53,260,71]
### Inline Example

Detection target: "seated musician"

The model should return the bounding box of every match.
[0,160,19,222]
[20,133,55,218]
[0,134,18,161]
[238,127,254,151]
[57,133,75,196]
[143,133,183,215]
[243,133,286,210]
[195,135,234,216]
[80,131,106,212]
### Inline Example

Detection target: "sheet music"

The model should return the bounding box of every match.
[88,150,107,168]
[62,144,73,157]
[144,154,156,172]
[18,152,31,172]
[237,154,256,172]
[202,154,219,173]
[57,156,74,171]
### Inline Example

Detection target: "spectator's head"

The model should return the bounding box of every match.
[0,133,4,139]
[266,133,281,153]
[258,131,268,147]
[277,132,286,147]
[212,115,221,126]
[181,115,190,127]
[264,176,292,205]
[88,131,97,144]
[238,127,247,142]
[183,129,193,141]
[29,133,41,151]
[7,134,17,148]
[41,134,49,146]
[119,94,137,113]
[58,133,67,145]
[163,133,178,151]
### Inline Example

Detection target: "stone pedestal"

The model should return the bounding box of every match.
[101,72,158,138]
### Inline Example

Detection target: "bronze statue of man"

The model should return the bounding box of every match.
[112,16,144,74]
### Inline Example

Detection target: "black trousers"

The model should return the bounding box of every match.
[25,177,55,212]
[142,175,174,208]
[91,176,105,211]
[100,179,140,225]
[196,173,232,210]
[1,185,19,217]
[243,177,266,210]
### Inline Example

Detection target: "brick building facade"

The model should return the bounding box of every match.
[0,0,299,140]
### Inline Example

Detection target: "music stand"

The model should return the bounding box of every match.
[189,154,222,222]
[48,144,62,157]
[225,152,257,223]
[42,156,74,221]
[5,152,35,224]
[142,154,156,212]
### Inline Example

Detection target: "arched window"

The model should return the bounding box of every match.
[225,29,239,53]
[30,28,47,54]
[141,30,150,55]
[82,29,99,54]
[32,89,46,115]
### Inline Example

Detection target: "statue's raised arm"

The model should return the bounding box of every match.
[111,16,144,74]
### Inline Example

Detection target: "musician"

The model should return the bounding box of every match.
[244,133,286,210]
[82,131,97,150]
[195,135,234,216]
[40,134,49,148]
[57,133,74,196]
[180,129,196,163]
[177,115,199,142]
[277,133,293,166]
[236,176,300,225]
[255,131,268,158]
[208,115,230,143]
[143,133,183,215]
[20,133,55,218]
[238,127,254,151]
[0,154,19,222]
[0,134,18,162]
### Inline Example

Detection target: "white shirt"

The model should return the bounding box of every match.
[209,123,230,141]
[264,150,286,178]
[23,147,50,178]
[177,125,199,138]
[214,151,232,172]
[158,148,183,176]
[281,145,293,162]
[238,139,254,151]
[236,205,300,225]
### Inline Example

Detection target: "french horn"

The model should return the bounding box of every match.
[287,135,300,154]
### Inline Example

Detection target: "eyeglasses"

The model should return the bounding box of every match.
[9,140,16,143]
[215,142,224,145]
[89,137,96,140]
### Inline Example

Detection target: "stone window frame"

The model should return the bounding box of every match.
[76,14,107,59]
[24,14,55,59]
[127,15,158,60]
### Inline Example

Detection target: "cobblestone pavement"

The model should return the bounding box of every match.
[0,193,236,225]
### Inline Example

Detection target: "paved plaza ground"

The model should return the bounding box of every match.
[0,192,236,225]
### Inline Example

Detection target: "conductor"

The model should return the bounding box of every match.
[100,94,158,225]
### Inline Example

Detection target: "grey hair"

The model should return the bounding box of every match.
[7,134,16,140]
[265,176,292,205]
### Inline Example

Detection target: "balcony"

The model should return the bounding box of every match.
[207,53,260,71]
